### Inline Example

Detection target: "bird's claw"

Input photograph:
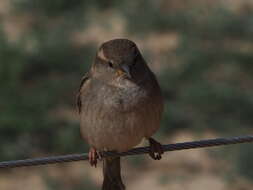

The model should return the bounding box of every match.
[148,138,164,160]
[88,147,102,167]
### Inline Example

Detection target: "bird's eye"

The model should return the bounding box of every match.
[133,55,138,65]
[132,56,138,66]
[108,61,113,68]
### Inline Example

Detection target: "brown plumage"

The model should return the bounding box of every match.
[78,39,164,190]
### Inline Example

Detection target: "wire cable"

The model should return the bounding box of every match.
[0,135,253,169]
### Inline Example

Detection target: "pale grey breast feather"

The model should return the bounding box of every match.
[84,78,149,113]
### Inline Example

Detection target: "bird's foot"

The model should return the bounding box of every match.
[148,138,164,160]
[88,147,102,167]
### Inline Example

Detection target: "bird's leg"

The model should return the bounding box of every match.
[88,147,102,167]
[148,138,164,160]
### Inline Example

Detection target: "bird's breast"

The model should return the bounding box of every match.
[80,78,162,151]
[103,81,149,112]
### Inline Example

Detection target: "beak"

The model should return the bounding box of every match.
[117,64,132,78]
[121,64,132,78]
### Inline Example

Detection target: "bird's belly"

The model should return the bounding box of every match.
[80,110,147,152]
[80,82,161,152]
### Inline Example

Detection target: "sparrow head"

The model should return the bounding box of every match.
[92,38,149,82]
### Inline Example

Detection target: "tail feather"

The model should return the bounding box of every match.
[102,157,125,190]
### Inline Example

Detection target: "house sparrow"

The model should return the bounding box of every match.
[77,39,164,190]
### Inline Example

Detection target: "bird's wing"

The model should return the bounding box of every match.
[77,73,90,114]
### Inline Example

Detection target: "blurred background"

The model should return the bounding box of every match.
[1,0,253,189]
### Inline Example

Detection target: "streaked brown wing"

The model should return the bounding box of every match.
[77,74,90,113]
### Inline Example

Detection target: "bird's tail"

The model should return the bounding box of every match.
[102,157,125,190]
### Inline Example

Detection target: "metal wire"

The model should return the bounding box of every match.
[1,135,253,169]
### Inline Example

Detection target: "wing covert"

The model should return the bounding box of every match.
[77,74,90,113]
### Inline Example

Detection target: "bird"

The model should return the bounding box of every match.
[77,38,164,190]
